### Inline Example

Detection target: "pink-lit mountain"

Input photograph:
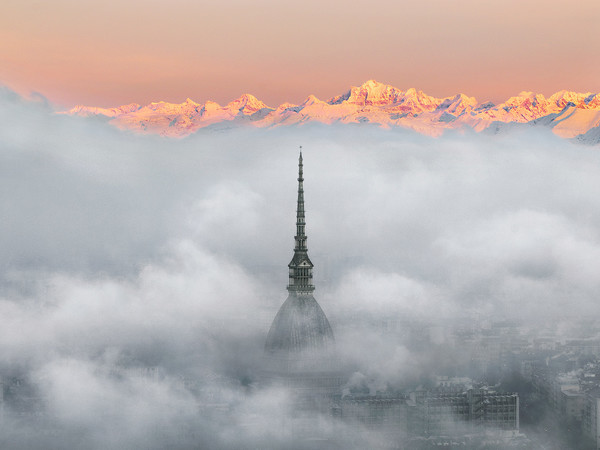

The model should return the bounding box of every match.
[61,80,600,143]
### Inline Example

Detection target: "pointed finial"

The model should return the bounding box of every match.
[298,147,303,181]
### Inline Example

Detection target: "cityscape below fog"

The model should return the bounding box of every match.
[2,147,600,449]
[5,310,600,448]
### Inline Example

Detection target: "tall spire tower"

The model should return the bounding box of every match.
[264,150,335,356]
[288,150,314,293]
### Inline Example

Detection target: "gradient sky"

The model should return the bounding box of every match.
[2,0,600,108]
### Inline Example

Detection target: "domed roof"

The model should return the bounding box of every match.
[264,293,334,355]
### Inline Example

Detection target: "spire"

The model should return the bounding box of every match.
[288,147,314,293]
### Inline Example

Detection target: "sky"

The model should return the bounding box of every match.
[1,89,600,447]
[1,0,600,108]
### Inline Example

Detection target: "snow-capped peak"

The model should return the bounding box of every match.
[301,94,324,107]
[548,90,595,109]
[515,91,539,101]
[436,94,477,114]
[501,92,547,110]
[337,80,407,106]
[226,93,270,114]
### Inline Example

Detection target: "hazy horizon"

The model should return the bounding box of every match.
[2,0,600,108]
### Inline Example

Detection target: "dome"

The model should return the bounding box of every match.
[264,293,334,355]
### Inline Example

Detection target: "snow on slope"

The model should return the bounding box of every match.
[577,123,600,145]
[64,103,141,118]
[546,107,600,138]
[61,80,600,142]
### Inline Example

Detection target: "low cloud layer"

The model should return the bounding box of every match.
[1,88,600,447]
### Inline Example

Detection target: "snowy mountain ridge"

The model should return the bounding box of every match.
[61,80,600,143]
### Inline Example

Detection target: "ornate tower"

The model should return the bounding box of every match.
[287,151,315,294]
[262,152,342,417]
[264,151,335,358]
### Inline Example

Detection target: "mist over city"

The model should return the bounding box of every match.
[1,88,600,448]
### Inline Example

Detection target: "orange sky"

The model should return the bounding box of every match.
[1,0,599,108]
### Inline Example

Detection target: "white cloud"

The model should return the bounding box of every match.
[2,88,600,447]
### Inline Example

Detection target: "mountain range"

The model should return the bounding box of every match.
[61,80,600,144]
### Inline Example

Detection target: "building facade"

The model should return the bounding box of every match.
[408,388,519,437]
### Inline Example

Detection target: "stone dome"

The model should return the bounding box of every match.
[264,293,334,355]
